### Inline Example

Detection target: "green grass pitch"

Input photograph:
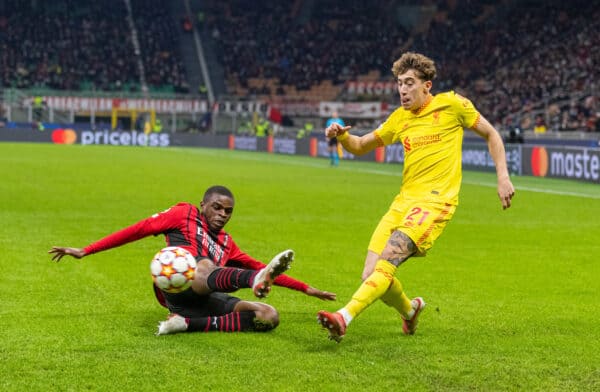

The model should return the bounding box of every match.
[1,142,599,391]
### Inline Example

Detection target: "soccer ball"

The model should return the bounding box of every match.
[150,246,197,293]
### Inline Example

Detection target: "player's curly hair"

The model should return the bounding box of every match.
[391,52,437,81]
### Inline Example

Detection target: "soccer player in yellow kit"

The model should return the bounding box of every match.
[317,52,515,342]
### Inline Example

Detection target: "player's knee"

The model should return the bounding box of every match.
[253,304,279,331]
[361,251,380,281]
[196,258,216,273]
[380,231,416,266]
[190,258,217,295]
[380,249,411,265]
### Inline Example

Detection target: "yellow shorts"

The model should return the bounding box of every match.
[367,196,456,256]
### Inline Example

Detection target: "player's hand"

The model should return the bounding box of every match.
[48,246,86,262]
[497,176,515,210]
[325,123,352,138]
[305,286,336,301]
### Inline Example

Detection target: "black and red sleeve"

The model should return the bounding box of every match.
[83,204,184,255]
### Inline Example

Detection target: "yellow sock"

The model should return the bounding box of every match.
[380,277,413,318]
[344,260,397,319]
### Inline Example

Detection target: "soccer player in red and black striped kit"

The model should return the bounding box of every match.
[49,185,336,335]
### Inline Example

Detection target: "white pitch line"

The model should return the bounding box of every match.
[184,148,600,200]
[463,181,600,200]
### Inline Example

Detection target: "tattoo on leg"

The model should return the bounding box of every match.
[382,231,416,266]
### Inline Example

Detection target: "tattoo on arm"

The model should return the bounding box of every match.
[382,231,416,266]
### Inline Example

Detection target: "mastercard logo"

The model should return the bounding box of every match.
[52,129,77,144]
[531,146,548,177]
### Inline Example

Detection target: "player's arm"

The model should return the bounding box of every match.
[49,205,183,261]
[470,115,515,209]
[325,122,380,155]
[49,219,155,262]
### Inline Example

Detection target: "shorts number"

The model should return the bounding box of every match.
[405,207,430,226]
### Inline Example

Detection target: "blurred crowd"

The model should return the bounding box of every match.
[0,0,138,91]
[202,0,598,132]
[0,0,187,93]
[0,0,597,132]
[414,0,599,132]
[201,0,409,94]
[129,0,189,93]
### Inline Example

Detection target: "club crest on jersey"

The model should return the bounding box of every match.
[403,136,411,153]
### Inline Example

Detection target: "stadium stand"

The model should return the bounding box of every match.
[0,0,187,93]
[197,0,597,132]
[0,0,597,133]
[413,0,600,131]
[200,0,410,101]
[130,0,189,93]
[0,0,139,91]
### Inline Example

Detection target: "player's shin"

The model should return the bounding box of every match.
[343,260,397,323]
[380,277,413,318]
[187,311,258,332]
[206,267,255,292]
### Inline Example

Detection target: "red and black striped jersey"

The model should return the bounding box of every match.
[83,202,308,292]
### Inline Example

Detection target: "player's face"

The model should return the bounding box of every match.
[396,69,432,111]
[201,194,234,233]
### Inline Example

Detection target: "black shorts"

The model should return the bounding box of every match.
[160,288,241,318]
[328,137,338,147]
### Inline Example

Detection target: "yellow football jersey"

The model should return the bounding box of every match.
[375,91,480,204]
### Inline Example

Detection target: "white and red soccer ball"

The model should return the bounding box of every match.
[150,246,197,293]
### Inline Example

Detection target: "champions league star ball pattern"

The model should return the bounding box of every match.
[150,246,197,293]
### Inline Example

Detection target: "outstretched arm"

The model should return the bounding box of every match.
[48,204,184,262]
[471,115,515,209]
[325,122,380,156]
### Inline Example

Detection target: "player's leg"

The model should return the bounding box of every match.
[190,250,293,298]
[318,230,415,342]
[318,200,454,340]
[251,249,294,298]
[346,230,416,321]
[380,277,414,319]
[157,293,278,334]
[318,203,427,341]
[357,248,413,321]
[375,201,455,333]
[362,250,414,320]
[191,258,257,295]
[360,250,379,281]
[184,299,278,333]
[232,300,279,331]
